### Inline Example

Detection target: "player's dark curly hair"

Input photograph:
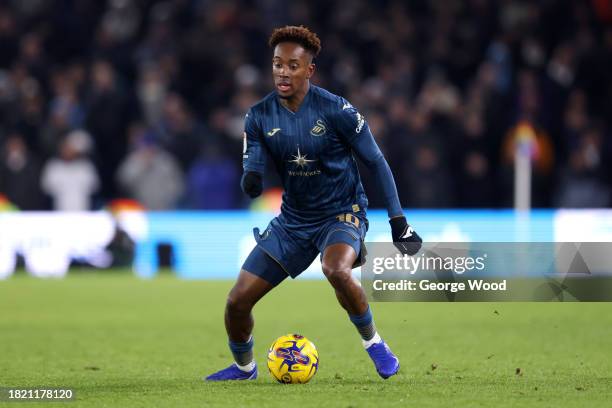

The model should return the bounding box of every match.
[269,26,321,57]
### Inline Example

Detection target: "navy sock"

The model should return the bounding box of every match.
[349,306,377,341]
[228,336,254,367]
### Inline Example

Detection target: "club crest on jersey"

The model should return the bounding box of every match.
[310,119,326,137]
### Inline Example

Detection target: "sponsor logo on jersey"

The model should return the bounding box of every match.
[287,146,320,177]
[267,128,281,137]
[310,119,326,136]
[355,112,365,133]
[288,146,317,169]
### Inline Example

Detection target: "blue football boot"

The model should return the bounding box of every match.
[366,341,400,379]
[205,363,258,381]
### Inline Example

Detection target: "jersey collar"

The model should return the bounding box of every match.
[277,85,312,117]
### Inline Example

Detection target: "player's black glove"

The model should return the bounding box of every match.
[390,216,422,255]
[241,171,263,198]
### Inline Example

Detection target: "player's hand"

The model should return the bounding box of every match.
[390,216,422,255]
[241,171,263,198]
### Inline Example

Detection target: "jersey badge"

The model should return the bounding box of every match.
[310,119,326,137]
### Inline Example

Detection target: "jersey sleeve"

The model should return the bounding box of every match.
[332,99,368,144]
[332,99,404,218]
[242,109,266,174]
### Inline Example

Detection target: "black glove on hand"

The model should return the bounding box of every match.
[390,216,422,255]
[240,171,263,198]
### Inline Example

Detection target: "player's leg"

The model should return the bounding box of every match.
[321,242,380,344]
[224,268,274,367]
[320,226,399,379]
[206,246,287,381]
[321,242,368,315]
[225,267,275,342]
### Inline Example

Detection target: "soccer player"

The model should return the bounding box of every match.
[206,26,422,381]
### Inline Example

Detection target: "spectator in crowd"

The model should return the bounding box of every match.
[40,129,100,211]
[137,62,168,126]
[116,123,184,210]
[0,132,45,209]
[556,125,610,207]
[38,69,85,158]
[85,59,132,199]
[456,111,495,208]
[185,141,239,209]
[155,92,205,171]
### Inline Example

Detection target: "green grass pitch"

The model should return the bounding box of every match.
[1,271,611,407]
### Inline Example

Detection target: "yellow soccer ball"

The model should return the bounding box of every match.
[267,334,319,384]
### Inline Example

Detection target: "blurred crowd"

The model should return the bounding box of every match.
[0,0,611,211]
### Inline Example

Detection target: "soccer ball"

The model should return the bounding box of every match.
[267,334,319,384]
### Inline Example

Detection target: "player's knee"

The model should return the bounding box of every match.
[322,263,352,288]
[226,292,253,315]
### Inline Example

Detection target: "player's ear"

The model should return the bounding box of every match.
[306,63,315,79]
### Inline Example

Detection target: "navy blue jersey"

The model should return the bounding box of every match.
[243,85,402,224]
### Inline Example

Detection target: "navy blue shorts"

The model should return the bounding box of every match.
[242,212,368,286]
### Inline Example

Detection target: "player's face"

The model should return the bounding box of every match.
[272,42,315,99]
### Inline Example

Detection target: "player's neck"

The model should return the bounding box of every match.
[279,82,310,113]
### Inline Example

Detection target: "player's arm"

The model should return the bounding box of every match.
[334,102,422,255]
[241,110,266,198]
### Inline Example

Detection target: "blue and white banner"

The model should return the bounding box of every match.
[1,209,610,279]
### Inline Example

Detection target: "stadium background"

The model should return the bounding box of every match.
[0,0,611,212]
